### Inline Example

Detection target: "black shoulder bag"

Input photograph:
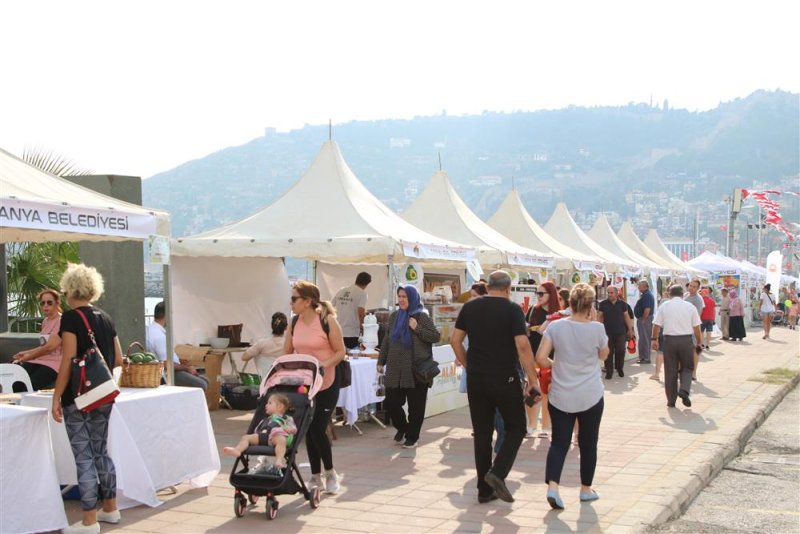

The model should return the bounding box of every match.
[70,309,120,412]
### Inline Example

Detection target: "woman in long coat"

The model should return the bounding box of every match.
[377,285,441,448]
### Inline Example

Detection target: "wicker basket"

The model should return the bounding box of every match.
[120,342,162,388]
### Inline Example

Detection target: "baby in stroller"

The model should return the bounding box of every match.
[223,393,297,476]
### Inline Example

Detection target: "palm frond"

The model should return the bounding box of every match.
[22,146,93,176]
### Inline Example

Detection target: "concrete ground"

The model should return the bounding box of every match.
[650,384,799,533]
[59,325,799,533]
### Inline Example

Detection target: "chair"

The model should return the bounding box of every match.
[0,363,33,393]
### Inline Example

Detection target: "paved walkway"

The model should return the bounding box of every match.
[62,326,799,533]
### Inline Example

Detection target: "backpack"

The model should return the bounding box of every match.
[291,314,352,388]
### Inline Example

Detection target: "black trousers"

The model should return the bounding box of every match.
[384,383,429,442]
[306,372,341,474]
[604,334,627,375]
[466,371,526,497]
[545,397,604,486]
[343,337,360,350]
[15,362,58,391]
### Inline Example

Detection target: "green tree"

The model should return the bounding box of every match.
[5,148,89,330]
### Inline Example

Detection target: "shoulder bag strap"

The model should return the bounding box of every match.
[74,308,98,348]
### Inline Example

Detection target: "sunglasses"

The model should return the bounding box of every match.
[290,296,304,303]
[536,292,546,297]
[39,300,55,306]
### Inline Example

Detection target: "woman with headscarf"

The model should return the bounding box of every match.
[377,285,441,448]
[728,289,747,342]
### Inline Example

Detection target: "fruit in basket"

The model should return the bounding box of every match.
[128,352,158,363]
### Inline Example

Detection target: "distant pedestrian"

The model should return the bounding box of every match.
[684,279,705,378]
[727,289,747,341]
[525,281,559,438]
[634,280,655,364]
[651,284,702,409]
[535,283,609,510]
[760,283,776,339]
[597,286,634,379]
[719,288,730,340]
[788,295,798,330]
[451,270,541,504]
[700,287,716,350]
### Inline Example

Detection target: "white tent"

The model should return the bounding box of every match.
[587,215,664,274]
[487,189,604,271]
[617,222,696,274]
[401,171,554,269]
[643,229,705,276]
[169,141,476,345]
[686,251,743,273]
[0,148,170,242]
[172,141,473,264]
[542,203,632,273]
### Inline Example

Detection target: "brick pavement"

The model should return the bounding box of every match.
[61,326,799,533]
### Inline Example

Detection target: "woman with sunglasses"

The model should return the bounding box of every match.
[12,288,64,391]
[284,281,346,493]
[525,282,560,438]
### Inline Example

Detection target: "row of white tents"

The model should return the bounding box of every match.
[4,140,793,346]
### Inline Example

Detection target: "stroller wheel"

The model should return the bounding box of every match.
[310,486,321,509]
[266,497,278,520]
[234,495,247,518]
[248,493,259,505]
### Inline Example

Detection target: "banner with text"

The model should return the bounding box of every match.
[1,199,157,239]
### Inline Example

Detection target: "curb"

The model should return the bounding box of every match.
[642,371,800,531]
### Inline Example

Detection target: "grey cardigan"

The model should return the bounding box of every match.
[378,310,441,389]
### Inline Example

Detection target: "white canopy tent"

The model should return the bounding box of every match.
[617,222,699,275]
[643,230,706,276]
[0,148,170,242]
[169,141,476,344]
[487,189,604,271]
[686,251,743,274]
[587,215,663,274]
[401,170,554,270]
[542,203,633,273]
[172,142,473,264]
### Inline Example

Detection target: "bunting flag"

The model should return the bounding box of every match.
[741,188,798,242]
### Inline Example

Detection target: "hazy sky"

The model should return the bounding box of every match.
[2,0,798,178]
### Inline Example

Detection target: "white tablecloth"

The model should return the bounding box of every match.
[20,386,220,509]
[0,405,68,534]
[336,358,384,425]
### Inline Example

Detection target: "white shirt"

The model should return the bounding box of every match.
[243,334,285,377]
[145,321,180,364]
[760,292,775,313]
[332,284,367,337]
[653,297,701,336]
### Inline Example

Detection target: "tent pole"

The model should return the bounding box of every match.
[163,264,174,386]
[388,255,395,311]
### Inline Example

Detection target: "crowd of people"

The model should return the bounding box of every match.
[9,259,798,531]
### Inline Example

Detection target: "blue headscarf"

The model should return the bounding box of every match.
[391,285,425,347]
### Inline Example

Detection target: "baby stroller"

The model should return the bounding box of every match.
[229,354,324,520]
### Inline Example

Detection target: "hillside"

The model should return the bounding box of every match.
[143,90,799,243]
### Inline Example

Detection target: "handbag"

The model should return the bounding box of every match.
[538,367,552,395]
[413,357,440,386]
[338,359,352,388]
[218,323,243,346]
[70,309,120,413]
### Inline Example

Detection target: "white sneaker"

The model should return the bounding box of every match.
[324,469,340,494]
[62,520,100,534]
[310,473,324,490]
[97,509,121,524]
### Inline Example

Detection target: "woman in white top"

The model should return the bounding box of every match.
[760,283,776,339]
[536,283,609,511]
[242,312,288,377]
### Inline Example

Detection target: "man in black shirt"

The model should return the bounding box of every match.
[598,286,634,379]
[451,270,540,504]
